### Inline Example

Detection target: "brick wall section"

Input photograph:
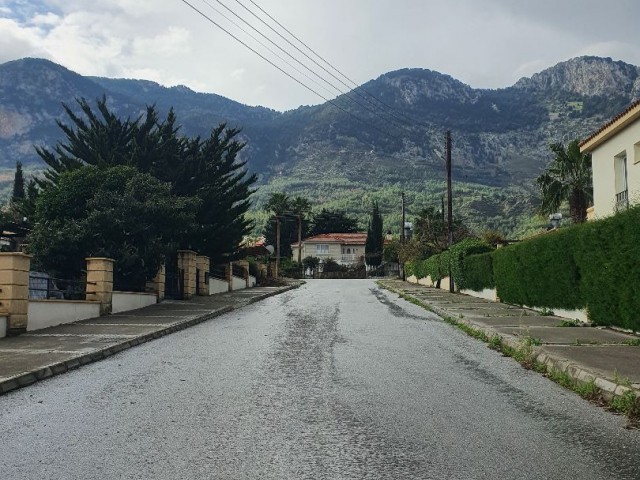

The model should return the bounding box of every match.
[86,257,114,315]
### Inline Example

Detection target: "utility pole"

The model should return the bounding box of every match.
[401,191,406,281]
[445,130,454,293]
[401,192,406,244]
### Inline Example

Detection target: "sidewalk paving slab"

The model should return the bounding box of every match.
[0,283,300,395]
[379,279,640,400]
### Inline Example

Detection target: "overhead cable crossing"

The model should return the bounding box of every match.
[244,0,434,130]
[206,0,418,135]
[180,0,408,143]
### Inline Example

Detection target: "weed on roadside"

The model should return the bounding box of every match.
[559,319,580,327]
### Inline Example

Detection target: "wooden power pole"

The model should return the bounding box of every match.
[445,130,454,293]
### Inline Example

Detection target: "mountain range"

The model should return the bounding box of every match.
[0,56,637,235]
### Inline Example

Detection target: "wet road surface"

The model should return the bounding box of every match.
[1,280,639,479]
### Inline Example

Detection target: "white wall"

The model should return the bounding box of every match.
[591,118,640,218]
[461,288,498,302]
[231,275,246,291]
[249,275,256,287]
[28,300,100,331]
[0,316,6,338]
[209,278,229,294]
[112,292,157,314]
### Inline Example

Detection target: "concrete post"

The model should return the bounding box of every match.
[0,252,31,336]
[177,250,197,299]
[146,264,166,301]
[86,257,114,315]
[195,255,210,296]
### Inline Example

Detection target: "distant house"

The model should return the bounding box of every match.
[580,100,640,219]
[292,233,367,266]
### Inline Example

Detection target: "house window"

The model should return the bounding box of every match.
[615,152,628,211]
[316,244,329,255]
[347,248,351,254]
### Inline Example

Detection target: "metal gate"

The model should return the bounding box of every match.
[164,255,185,300]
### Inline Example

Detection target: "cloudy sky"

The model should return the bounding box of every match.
[1,0,639,111]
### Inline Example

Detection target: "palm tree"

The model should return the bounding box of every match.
[291,196,311,274]
[264,192,290,277]
[536,140,593,224]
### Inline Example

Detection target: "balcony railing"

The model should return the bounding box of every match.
[340,254,358,262]
[615,189,629,212]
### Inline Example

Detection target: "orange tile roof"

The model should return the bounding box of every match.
[580,98,640,150]
[300,233,368,245]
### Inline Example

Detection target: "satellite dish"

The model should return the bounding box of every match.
[265,245,275,254]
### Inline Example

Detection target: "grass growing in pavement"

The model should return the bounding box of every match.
[376,280,639,427]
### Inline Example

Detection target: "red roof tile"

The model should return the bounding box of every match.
[300,233,368,245]
[580,98,640,149]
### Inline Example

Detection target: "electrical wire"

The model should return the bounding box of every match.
[179,0,408,143]
[202,0,405,129]
[244,0,434,130]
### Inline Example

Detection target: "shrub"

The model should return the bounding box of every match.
[449,238,493,290]
[576,205,640,330]
[493,227,583,309]
[462,253,495,291]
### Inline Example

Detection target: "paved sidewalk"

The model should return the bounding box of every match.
[0,284,299,395]
[379,280,640,399]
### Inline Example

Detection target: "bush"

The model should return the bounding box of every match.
[462,253,495,291]
[493,227,583,310]
[576,206,640,330]
[449,238,493,290]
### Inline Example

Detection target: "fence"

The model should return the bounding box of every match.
[28,272,91,301]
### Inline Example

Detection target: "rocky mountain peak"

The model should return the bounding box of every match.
[514,56,640,98]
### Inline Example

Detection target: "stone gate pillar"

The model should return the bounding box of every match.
[177,250,197,299]
[86,257,114,315]
[0,252,31,336]
[146,264,166,301]
[195,255,210,296]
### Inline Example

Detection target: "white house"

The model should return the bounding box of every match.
[580,100,640,219]
[292,233,367,266]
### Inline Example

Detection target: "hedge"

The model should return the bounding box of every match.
[493,226,583,310]
[461,253,494,291]
[449,238,493,290]
[575,206,640,330]
[405,207,640,330]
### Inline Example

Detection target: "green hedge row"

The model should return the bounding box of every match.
[462,253,494,291]
[458,205,640,331]
[405,238,492,288]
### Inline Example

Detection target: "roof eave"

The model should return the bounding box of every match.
[580,102,640,153]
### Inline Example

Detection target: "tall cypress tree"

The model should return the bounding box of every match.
[365,201,383,267]
[12,161,25,202]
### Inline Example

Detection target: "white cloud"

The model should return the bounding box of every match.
[0,0,639,110]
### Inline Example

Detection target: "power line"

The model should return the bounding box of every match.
[179,0,407,143]
[244,0,433,130]
[205,0,406,131]
[233,0,424,131]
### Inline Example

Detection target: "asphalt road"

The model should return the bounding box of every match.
[1,280,638,479]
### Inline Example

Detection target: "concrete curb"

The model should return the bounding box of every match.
[377,281,640,401]
[0,283,300,396]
